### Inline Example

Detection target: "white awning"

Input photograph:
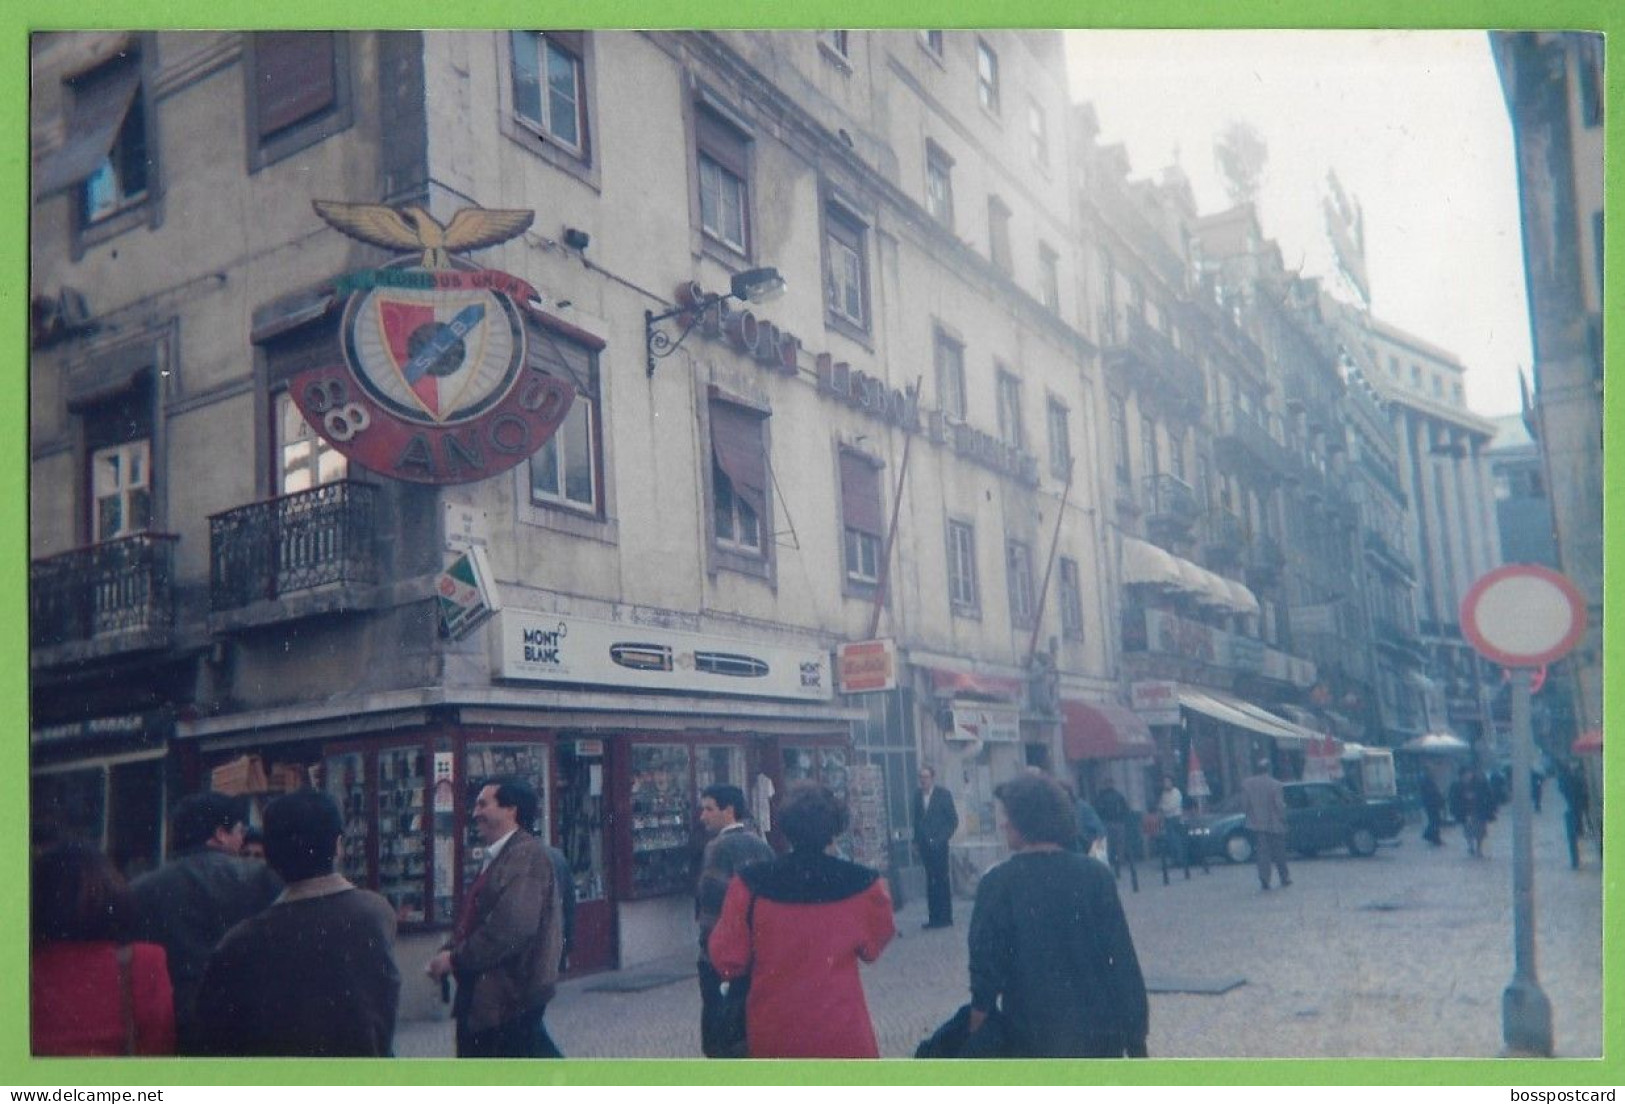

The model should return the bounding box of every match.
[1179,689,1316,747]
[1225,578,1262,617]
[1121,537,1183,588]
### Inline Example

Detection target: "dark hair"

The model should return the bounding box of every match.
[242,826,265,848]
[777,781,848,852]
[484,777,539,832]
[701,784,748,820]
[171,792,247,852]
[995,773,1078,847]
[263,790,343,883]
[32,842,139,944]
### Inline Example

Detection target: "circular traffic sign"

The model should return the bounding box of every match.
[1460,564,1587,668]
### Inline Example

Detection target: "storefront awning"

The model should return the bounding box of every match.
[1123,538,1257,614]
[1225,578,1262,617]
[1061,700,1156,761]
[928,667,1025,702]
[1121,537,1183,588]
[1178,689,1316,747]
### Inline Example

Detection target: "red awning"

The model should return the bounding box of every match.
[928,667,1024,702]
[1061,700,1157,761]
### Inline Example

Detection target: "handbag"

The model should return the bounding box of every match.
[915,1003,1012,1059]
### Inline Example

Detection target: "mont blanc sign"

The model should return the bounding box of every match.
[292,200,575,485]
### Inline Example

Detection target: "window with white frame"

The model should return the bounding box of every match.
[947,520,979,614]
[1028,98,1049,167]
[996,367,1023,450]
[840,450,884,587]
[92,439,152,542]
[1038,243,1060,312]
[976,39,1000,115]
[988,195,1012,274]
[935,329,967,421]
[528,328,602,515]
[921,30,945,57]
[276,391,347,495]
[1059,556,1085,640]
[925,142,954,228]
[1046,397,1071,482]
[1110,394,1131,486]
[697,106,751,254]
[62,55,151,227]
[824,202,869,330]
[710,399,768,556]
[1141,415,1159,485]
[510,31,587,157]
[1006,539,1035,628]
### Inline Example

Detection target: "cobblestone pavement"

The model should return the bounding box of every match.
[395,804,1602,1060]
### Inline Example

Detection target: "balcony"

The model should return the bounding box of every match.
[1212,403,1292,484]
[1363,528,1416,579]
[1372,616,1427,663]
[1142,473,1200,541]
[1243,535,1286,589]
[1102,314,1206,419]
[1202,508,1247,569]
[30,533,179,658]
[209,481,380,615]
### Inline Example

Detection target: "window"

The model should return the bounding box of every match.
[37,52,153,230]
[1046,398,1071,482]
[1141,416,1159,489]
[822,30,850,58]
[921,30,945,57]
[276,391,346,494]
[1410,364,1422,387]
[1110,394,1130,485]
[1388,355,1400,378]
[1059,557,1085,640]
[976,39,1000,115]
[1100,254,1119,341]
[697,106,751,254]
[1168,427,1186,482]
[710,399,769,557]
[1452,382,1464,405]
[247,32,352,170]
[934,329,967,421]
[1038,244,1060,312]
[1431,374,1443,398]
[840,450,884,588]
[988,196,1012,274]
[1006,539,1035,628]
[824,202,869,331]
[511,31,587,156]
[925,142,954,228]
[947,520,979,614]
[996,368,1023,449]
[528,328,602,515]
[91,440,151,542]
[1028,99,1050,167]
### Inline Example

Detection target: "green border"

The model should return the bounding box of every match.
[7,0,1619,1089]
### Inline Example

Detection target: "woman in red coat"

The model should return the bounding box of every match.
[32,842,176,1056]
[708,781,895,1058]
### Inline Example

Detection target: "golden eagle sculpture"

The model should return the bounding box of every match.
[312,200,534,269]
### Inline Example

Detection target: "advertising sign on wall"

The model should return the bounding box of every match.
[949,705,1021,744]
[495,610,832,701]
[837,639,898,694]
[1130,680,1182,726]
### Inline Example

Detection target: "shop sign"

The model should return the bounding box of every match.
[1130,680,1181,726]
[32,710,172,747]
[495,610,832,701]
[837,639,897,694]
[443,501,491,552]
[293,200,575,485]
[949,705,1020,744]
[436,545,501,641]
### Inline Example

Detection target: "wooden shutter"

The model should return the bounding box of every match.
[256,32,336,138]
[839,451,883,537]
[710,399,768,515]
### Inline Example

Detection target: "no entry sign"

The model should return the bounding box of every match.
[1460,564,1587,669]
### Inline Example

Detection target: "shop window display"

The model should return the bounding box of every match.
[628,743,693,897]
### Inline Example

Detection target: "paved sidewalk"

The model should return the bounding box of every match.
[395,803,1602,1060]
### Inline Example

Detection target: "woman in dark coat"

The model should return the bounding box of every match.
[967,772,1149,1058]
[708,782,895,1058]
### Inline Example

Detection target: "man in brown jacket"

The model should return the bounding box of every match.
[428,777,563,1057]
[1241,757,1291,891]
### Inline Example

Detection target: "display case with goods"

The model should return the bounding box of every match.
[322,750,370,888]
[627,743,694,898]
[695,744,747,795]
[376,746,428,924]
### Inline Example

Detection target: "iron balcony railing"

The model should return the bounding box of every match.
[1141,473,1200,527]
[1363,528,1417,578]
[1212,403,1292,479]
[1103,314,1206,411]
[30,533,179,649]
[209,480,379,611]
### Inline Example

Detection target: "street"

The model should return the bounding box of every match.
[395,802,1601,1060]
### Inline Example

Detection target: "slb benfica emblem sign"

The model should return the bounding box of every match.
[293,200,575,485]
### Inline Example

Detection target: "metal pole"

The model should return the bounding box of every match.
[1502,665,1553,1056]
[1026,460,1074,667]
[866,383,921,641]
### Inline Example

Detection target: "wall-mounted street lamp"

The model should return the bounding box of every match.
[645,266,787,378]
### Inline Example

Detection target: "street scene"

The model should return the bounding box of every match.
[25,28,1604,1071]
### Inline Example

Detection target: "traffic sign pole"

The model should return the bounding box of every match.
[1501,666,1552,1056]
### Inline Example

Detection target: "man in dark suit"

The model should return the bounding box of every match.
[912,766,959,929]
[428,777,564,1058]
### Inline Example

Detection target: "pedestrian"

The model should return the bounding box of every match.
[1418,770,1444,846]
[694,783,773,1058]
[966,772,1149,1058]
[543,842,575,974]
[1156,775,1189,878]
[912,766,959,929]
[193,789,400,1056]
[427,777,564,1058]
[32,842,176,1056]
[1530,766,1545,814]
[708,781,895,1058]
[1558,760,1588,869]
[1448,765,1492,857]
[1093,780,1138,891]
[130,791,281,1053]
[1240,757,1291,890]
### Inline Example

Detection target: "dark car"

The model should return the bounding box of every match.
[1181,781,1406,863]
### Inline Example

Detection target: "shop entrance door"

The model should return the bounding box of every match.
[556,739,615,974]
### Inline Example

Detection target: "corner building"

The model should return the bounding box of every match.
[30,30,1118,1006]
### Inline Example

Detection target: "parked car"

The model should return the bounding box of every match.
[1181,781,1407,863]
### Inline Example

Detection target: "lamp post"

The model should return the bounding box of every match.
[644,266,786,377]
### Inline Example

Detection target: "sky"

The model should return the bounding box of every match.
[1065,30,1532,420]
